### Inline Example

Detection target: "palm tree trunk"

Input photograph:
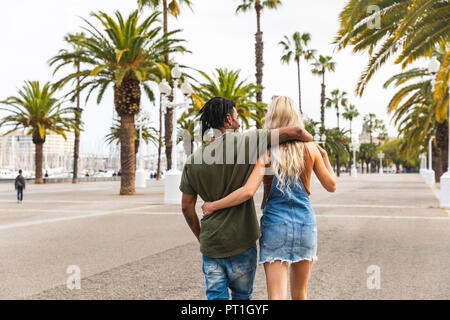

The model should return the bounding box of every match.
[165,108,173,170]
[432,148,442,183]
[349,119,353,139]
[120,113,136,195]
[436,119,449,181]
[320,70,326,133]
[35,142,44,184]
[72,62,81,184]
[296,58,302,114]
[162,0,174,170]
[255,1,264,104]
[114,74,140,195]
[336,105,340,130]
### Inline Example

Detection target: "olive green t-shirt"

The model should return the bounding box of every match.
[179,129,270,258]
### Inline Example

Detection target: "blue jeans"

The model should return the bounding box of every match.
[17,187,23,201]
[202,244,257,300]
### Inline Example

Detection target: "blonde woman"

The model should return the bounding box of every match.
[201,96,336,300]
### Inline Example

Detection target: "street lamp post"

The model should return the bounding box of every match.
[135,111,151,188]
[425,135,435,185]
[378,151,384,175]
[350,138,360,178]
[419,153,427,178]
[159,64,193,204]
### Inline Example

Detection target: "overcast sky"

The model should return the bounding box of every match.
[0,0,424,156]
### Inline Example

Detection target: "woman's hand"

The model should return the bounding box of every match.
[201,202,216,217]
[316,144,328,158]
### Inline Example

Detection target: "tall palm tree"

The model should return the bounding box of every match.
[342,104,360,138]
[363,113,384,145]
[326,89,348,131]
[49,32,89,184]
[0,81,77,184]
[311,55,336,133]
[194,68,265,129]
[138,0,193,173]
[279,32,316,113]
[335,0,449,93]
[236,0,282,105]
[326,89,347,177]
[54,10,187,195]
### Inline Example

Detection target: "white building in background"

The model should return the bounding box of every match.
[0,130,74,172]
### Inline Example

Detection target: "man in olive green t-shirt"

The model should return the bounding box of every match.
[180,97,312,300]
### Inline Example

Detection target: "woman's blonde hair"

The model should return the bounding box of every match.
[264,96,306,191]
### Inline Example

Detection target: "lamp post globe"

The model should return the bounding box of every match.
[171,64,182,80]
[428,57,440,75]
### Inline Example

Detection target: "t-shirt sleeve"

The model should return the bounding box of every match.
[179,164,196,195]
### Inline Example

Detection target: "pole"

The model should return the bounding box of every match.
[139,125,143,170]
[171,79,179,172]
[11,135,15,174]
[428,136,433,171]
[426,136,435,185]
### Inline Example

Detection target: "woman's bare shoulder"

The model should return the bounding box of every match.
[304,142,319,155]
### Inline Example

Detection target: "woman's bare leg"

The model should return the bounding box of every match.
[263,261,289,300]
[290,260,313,300]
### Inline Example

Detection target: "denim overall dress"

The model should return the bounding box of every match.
[259,172,318,264]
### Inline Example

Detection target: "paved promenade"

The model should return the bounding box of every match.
[0,174,449,299]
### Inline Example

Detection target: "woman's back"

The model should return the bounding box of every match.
[263,142,317,226]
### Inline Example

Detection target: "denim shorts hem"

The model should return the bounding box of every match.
[259,255,318,265]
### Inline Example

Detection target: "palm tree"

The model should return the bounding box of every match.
[311,55,336,133]
[335,0,450,97]
[359,142,377,173]
[326,89,348,177]
[105,120,159,160]
[54,10,187,195]
[384,62,448,180]
[236,0,282,105]
[49,32,90,184]
[279,32,316,113]
[342,104,360,138]
[326,89,348,131]
[138,0,193,173]
[178,113,196,156]
[0,81,77,184]
[324,128,350,174]
[363,114,384,145]
[194,68,265,129]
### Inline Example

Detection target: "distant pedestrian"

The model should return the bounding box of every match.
[15,170,26,203]
[45,170,49,178]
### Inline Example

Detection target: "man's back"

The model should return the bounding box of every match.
[180,129,269,258]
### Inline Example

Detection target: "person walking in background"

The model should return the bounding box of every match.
[15,169,26,204]
[202,96,336,300]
